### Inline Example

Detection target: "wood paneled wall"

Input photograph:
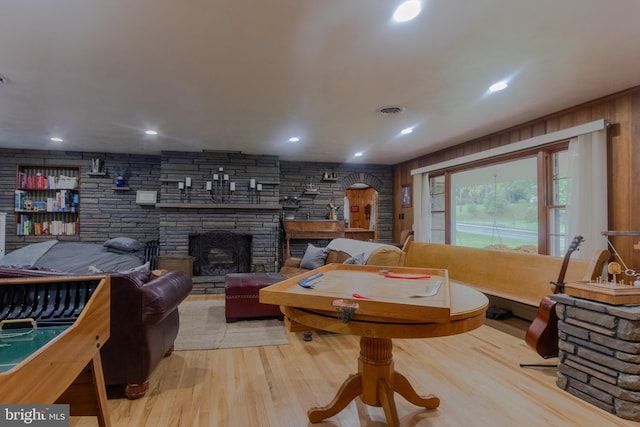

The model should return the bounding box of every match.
[393,85,640,272]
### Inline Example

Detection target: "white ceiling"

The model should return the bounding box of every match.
[1,1,640,165]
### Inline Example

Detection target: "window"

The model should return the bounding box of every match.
[429,175,446,244]
[414,120,607,259]
[546,150,569,256]
[450,156,538,251]
[427,144,567,255]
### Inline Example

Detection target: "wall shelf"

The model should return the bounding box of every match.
[112,186,131,191]
[87,172,108,178]
[155,203,282,210]
[602,231,640,236]
[15,164,80,236]
[322,171,338,181]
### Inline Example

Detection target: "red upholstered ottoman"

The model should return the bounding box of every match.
[225,273,285,322]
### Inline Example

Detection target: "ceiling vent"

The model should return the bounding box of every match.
[377,105,405,116]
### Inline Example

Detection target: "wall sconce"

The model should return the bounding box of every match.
[178,177,192,202]
[208,168,232,203]
[248,179,262,204]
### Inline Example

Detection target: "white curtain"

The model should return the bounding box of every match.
[413,173,431,242]
[369,192,376,231]
[343,196,350,226]
[566,129,608,259]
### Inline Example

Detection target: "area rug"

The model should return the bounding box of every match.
[174,299,289,351]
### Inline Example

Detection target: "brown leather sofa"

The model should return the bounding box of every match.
[0,267,193,399]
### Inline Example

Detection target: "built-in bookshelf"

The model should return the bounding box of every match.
[14,164,80,236]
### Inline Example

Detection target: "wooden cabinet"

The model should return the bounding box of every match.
[345,228,375,241]
[157,255,195,277]
[14,164,80,236]
[281,220,345,258]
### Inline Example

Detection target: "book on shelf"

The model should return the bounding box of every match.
[14,190,27,210]
[16,216,77,236]
[18,173,78,190]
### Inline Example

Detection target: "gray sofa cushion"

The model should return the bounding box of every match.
[300,244,330,269]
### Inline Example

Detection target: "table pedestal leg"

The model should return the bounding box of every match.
[307,337,439,426]
[307,373,362,423]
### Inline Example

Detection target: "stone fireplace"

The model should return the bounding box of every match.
[189,231,252,276]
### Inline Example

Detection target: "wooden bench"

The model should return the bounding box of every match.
[402,237,610,318]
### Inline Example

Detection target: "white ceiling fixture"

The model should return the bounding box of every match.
[400,127,413,135]
[489,81,508,92]
[393,0,422,22]
[288,137,300,142]
[50,137,63,142]
[145,130,158,135]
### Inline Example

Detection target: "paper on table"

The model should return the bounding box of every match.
[409,280,442,298]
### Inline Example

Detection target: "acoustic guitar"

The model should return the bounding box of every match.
[524,235,584,359]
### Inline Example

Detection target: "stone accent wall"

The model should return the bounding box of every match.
[0,149,393,272]
[280,161,393,257]
[158,151,282,273]
[552,294,640,422]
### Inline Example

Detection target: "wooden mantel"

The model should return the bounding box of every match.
[282,220,345,258]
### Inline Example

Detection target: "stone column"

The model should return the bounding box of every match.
[552,294,640,422]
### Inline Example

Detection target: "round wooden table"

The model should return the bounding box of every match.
[281,283,488,427]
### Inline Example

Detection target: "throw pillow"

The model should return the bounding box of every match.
[326,250,351,264]
[300,244,330,269]
[104,237,144,253]
[343,252,365,265]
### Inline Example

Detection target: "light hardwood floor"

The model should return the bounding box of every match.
[72,296,639,427]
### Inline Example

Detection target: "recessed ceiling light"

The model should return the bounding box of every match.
[145,130,158,135]
[489,81,508,92]
[50,137,63,142]
[354,152,364,157]
[393,0,422,22]
[288,137,300,142]
[400,127,413,135]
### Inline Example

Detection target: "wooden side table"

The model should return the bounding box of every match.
[157,255,194,277]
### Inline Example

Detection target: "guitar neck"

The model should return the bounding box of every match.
[550,281,565,293]
[550,235,584,294]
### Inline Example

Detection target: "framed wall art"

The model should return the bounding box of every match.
[401,184,411,208]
